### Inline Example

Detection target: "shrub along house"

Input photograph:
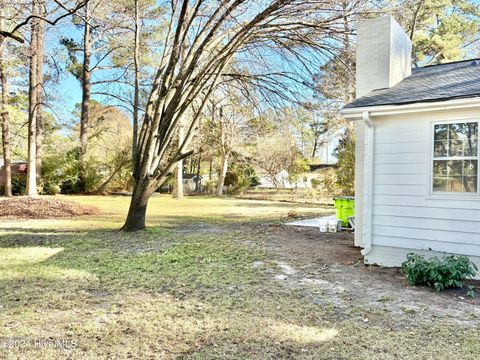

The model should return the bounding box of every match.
[341,16,480,274]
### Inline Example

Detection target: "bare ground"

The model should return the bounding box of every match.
[171,220,480,327]
[252,224,480,328]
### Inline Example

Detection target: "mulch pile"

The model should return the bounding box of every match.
[0,197,101,220]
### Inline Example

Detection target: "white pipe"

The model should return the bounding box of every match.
[361,111,374,256]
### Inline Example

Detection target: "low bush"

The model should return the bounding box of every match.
[11,174,26,195]
[401,253,478,292]
[310,178,321,189]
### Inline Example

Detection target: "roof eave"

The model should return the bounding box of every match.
[340,96,480,120]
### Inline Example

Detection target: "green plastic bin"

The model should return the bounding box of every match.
[334,196,355,227]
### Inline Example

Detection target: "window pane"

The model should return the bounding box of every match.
[434,140,448,157]
[433,177,448,192]
[464,160,478,193]
[448,160,463,176]
[433,160,447,176]
[433,160,448,192]
[432,160,478,193]
[448,176,464,192]
[434,124,448,141]
[464,175,478,193]
[448,122,477,156]
[466,122,478,156]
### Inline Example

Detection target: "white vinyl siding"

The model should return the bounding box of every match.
[369,109,480,263]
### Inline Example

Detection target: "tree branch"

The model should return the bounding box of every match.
[2,0,91,43]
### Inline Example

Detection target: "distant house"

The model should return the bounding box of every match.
[183,174,203,193]
[341,15,480,274]
[257,164,336,190]
[158,173,203,194]
[0,160,27,188]
[302,164,337,190]
[257,170,290,189]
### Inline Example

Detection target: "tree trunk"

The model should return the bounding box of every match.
[132,0,141,175]
[95,159,129,194]
[174,124,184,199]
[79,2,91,192]
[341,0,354,103]
[0,34,11,196]
[195,157,201,192]
[121,181,153,231]
[35,0,45,186]
[175,159,183,198]
[215,152,229,196]
[26,0,39,196]
[311,138,318,159]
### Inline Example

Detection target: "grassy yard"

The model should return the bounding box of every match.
[0,195,479,359]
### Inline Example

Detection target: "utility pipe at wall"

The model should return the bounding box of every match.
[361,111,374,256]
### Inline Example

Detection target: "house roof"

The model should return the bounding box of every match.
[183,173,202,180]
[0,159,27,168]
[309,164,337,172]
[344,58,480,109]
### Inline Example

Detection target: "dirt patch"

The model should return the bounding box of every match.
[253,224,480,327]
[0,197,100,219]
[266,225,361,266]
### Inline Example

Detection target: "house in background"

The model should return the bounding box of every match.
[182,174,203,193]
[0,160,27,190]
[256,164,336,190]
[341,15,480,273]
[256,170,290,189]
[293,164,337,190]
[158,173,203,194]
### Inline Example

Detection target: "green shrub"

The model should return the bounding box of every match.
[401,253,478,292]
[223,163,259,194]
[310,178,321,188]
[334,129,355,196]
[43,182,61,195]
[11,174,26,195]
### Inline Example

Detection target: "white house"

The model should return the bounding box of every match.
[341,15,480,272]
[257,164,336,190]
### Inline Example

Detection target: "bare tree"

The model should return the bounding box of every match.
[214,106,229,196]
[132,0,141,173]
[207,91,250,196]
[310,117,329,159]
[26,0,41,196]
[35,0,46,184]
[121,0,350,231]
[82,0,161,177]
[61,0,132,191]
[249,133,304,189]
[0,6,11,196]
[1,0,91,196]
[173,123,184,199]
[0,1,90,43]
[78,1,92,191]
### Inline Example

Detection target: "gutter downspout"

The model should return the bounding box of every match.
[361,111,374,256]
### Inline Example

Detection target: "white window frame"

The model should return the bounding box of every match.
[430,119,480,196]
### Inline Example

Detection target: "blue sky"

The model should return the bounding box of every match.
[44,5,480,164]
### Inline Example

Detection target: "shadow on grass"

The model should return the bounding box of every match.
[2,219,479,359]
[0,221,261,307]
[0,220,344,358]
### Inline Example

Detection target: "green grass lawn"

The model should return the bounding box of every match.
[0,195,479,359]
